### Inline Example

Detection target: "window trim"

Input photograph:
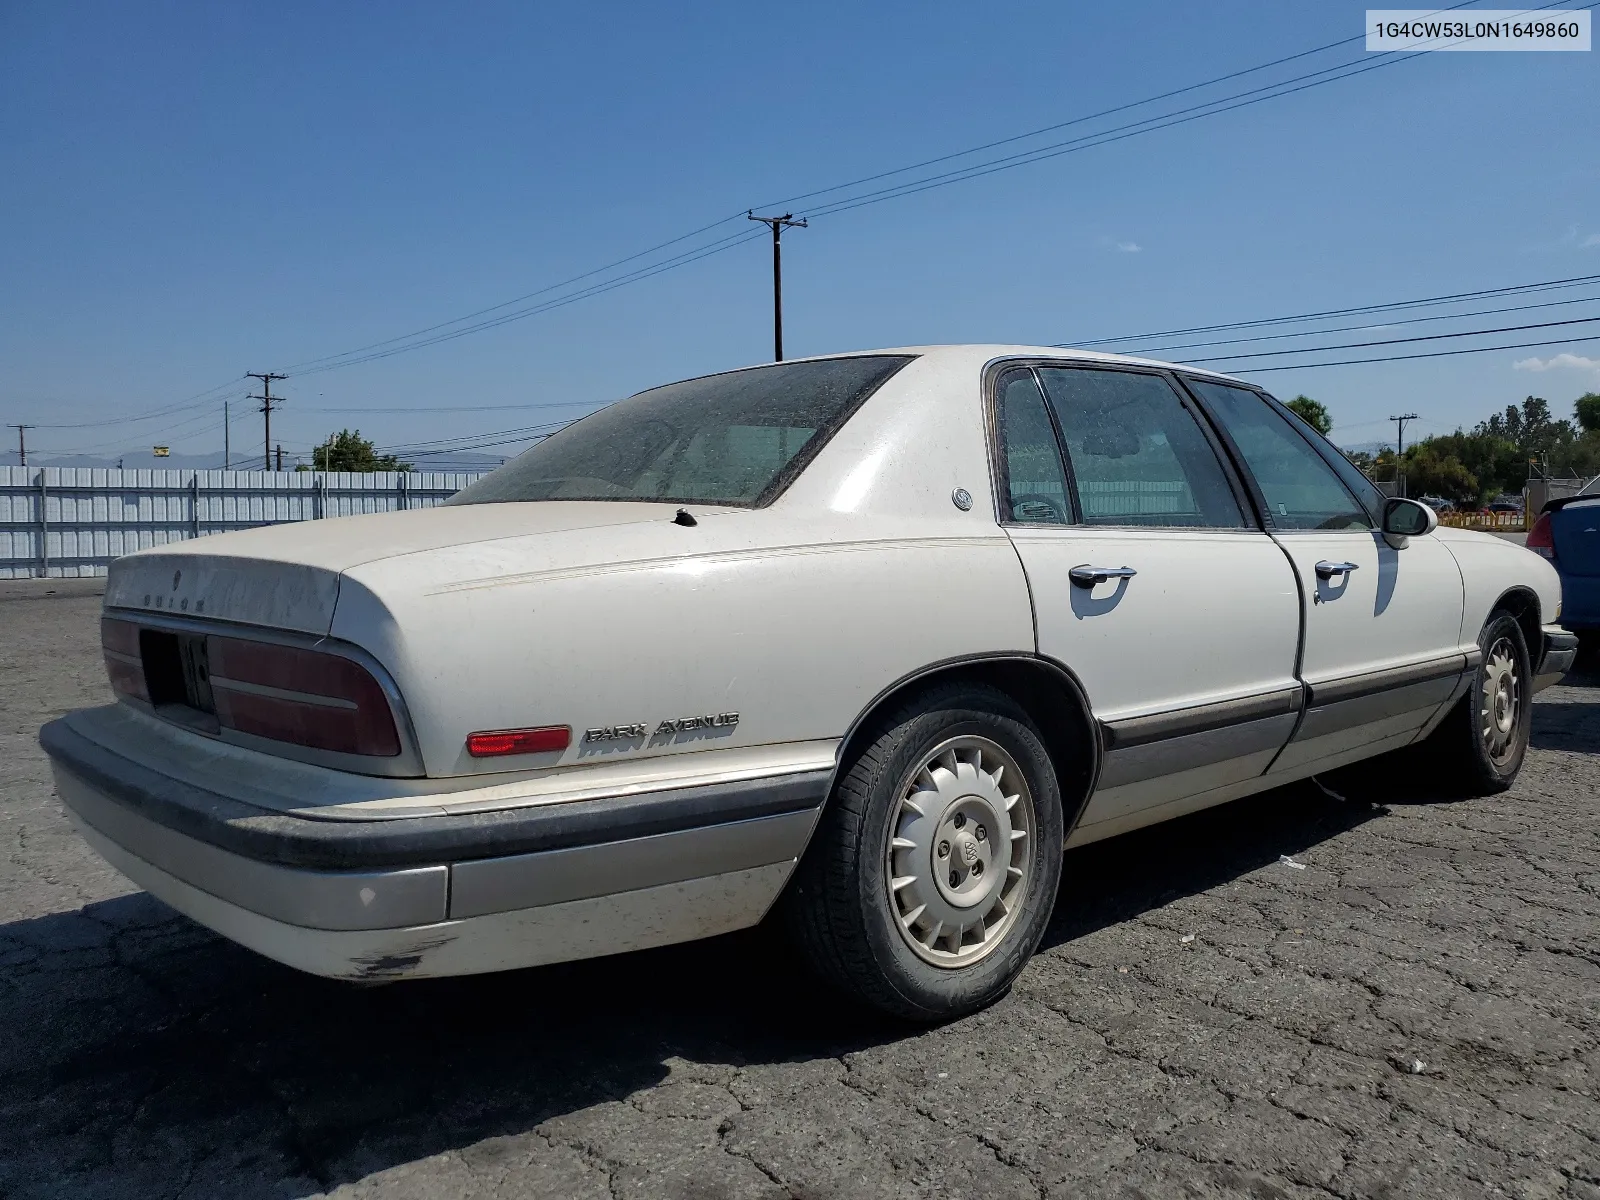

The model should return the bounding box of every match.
[991,365,1079,526]
[1176,374,1375,534]
[982,356,1261,533]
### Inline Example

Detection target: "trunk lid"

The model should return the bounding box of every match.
[1549,497,1600,577]
[104,501,699,634]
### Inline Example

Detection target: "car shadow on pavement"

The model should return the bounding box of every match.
[1040,780,1384,953]
[0,773,1399,1198]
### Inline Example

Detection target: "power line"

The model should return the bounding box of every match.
[754,24,1388,213]
[29,378,248,430]
[289,228,769,377]
[1181,313,1600,365]
[280,213,754,374]
[298,400,597,414]
[292,56,1376,376]
[1228,331,1600,373]
[797,55,1407,221]
[1117,288,1600,355]
[1074,272,1600,347]
[271,8,1504,380]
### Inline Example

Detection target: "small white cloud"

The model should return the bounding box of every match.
[1095,236,1143,254]
[1514,353,1600,373]
[1115,241,1142,253]
[1583,233,1600,248]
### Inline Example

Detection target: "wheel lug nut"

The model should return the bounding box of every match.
[938,841,950,858]
[953,813,966,829]
[975,825,987,842]
[972,862,983,876]
[949,870,960,887]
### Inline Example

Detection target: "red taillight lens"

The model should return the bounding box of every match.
[466,727,571,758]
[1527,512,1556,561]
[206,636,400,757]
[101,617,148,701]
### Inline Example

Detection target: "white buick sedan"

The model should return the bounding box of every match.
[42,346,1574,1020]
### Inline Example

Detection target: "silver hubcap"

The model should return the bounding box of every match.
[884,736,1035,968]
[1481,636,1521,765]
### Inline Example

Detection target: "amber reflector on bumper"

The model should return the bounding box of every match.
[466,727,571,757]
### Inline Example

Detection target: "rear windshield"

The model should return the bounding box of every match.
[447,355,913,507]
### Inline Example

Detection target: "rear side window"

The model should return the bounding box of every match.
[996,369,1072,524]
[448,355,913,507]
[1186,379,1372,531]
[1036,367,1246,529]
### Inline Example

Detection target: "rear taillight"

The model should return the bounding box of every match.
[206,636,400,757]
[101,617,148,702]
[1527,512,1556,561]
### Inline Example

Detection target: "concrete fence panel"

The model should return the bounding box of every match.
[0,467,487,579]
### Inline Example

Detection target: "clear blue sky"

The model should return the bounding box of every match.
[2,1,1597,467]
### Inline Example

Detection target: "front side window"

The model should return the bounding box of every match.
[448,355,912,507]
[1185,379,1372,531]
[1036,367,1246,529]
[996,369,1072,523]
[1267,393,1386,522]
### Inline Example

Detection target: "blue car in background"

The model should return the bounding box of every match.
[1528,480,1600,654]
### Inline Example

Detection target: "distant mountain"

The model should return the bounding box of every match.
[1337,440,1392,456]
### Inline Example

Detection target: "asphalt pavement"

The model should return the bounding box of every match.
[1,583,1596,1199]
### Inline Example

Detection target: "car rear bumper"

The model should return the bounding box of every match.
[40,712,828,980]
[1536,625,1580,692]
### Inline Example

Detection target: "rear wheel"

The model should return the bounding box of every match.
[783,683,1064,1022]
[1414,611,1532,795]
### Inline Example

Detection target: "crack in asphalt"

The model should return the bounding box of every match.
[0,594,1597,1199]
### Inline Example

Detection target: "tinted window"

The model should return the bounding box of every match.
[1187,379,1371,531]
[1267,393,1386,522]
[996,369,1071,523]
[1036,367,1245,529]
[448,356,912,507]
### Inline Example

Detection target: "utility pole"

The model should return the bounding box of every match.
[747,211,807,361]
[8,424,32,468]
[247,372,287,471]
[275,444,283,472]
[1389,412,1418,498]
[223,400,230,470]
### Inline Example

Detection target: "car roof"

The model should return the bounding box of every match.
[733,344,1256,388]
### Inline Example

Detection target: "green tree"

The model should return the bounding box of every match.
[311,429,411,473]
[1475,395,1577,476]
[1402,443,1479,505]
[1574,392,1600,434]
[1285,394,1333,436]
[1410,431,1519,501]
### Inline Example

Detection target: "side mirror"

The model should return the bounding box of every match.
[1382,497,1438,547]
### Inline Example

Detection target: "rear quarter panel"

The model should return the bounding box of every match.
[335,517,1035,777]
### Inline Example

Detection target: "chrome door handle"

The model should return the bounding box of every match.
[1314,560,1359,579]
[1069,565,1138,588]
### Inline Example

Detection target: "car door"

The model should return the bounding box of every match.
[1183,379,1468,776]
[993,363,1302,834]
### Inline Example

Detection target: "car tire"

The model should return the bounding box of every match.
[782,682,1065,1022]
[1414,611,1533,796]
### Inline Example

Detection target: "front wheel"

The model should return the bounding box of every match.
[782,683,1065,1022]
[1414,611,1533,795]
